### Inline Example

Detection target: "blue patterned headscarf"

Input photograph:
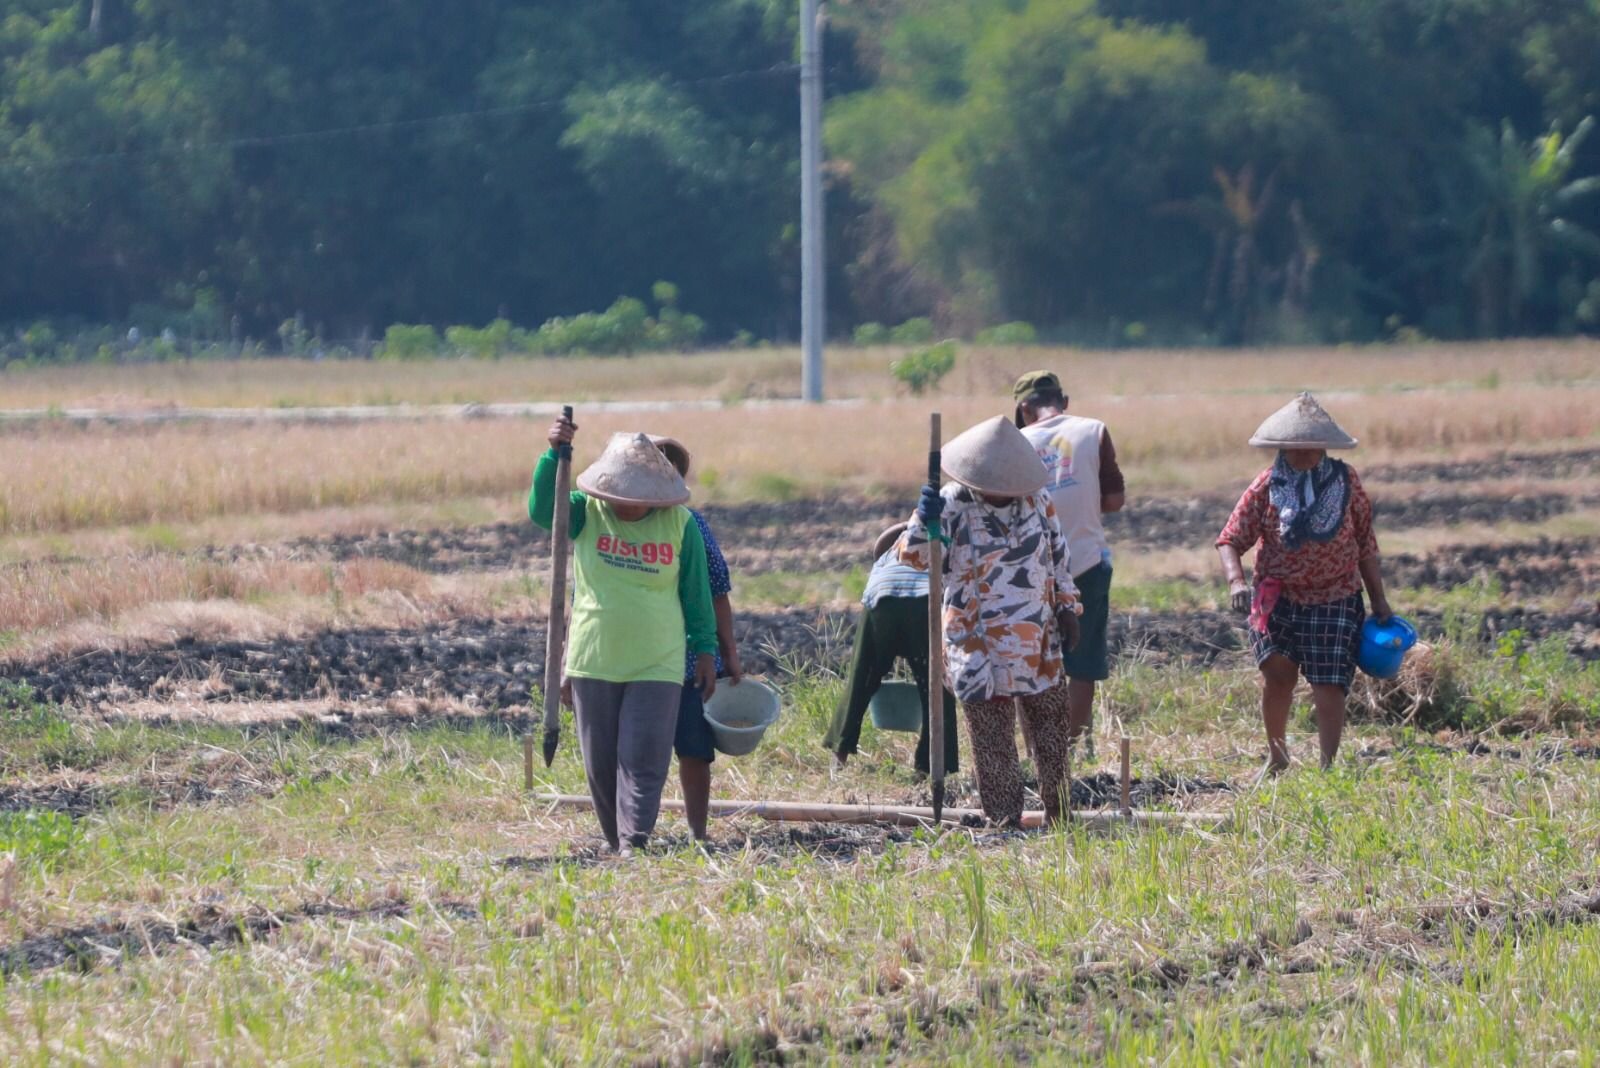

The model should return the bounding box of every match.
[1268,451,1350,549]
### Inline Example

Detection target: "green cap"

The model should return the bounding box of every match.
[1011,369,1062,402]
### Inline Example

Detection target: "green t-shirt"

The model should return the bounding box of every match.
[528,448,716,685]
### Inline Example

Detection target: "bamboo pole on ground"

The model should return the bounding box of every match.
[534,794,1227,832]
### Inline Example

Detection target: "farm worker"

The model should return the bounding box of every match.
[1013,370,1127,750]
[1215,393,1394,775]
[647,435,743,842]
[531,416,718,853]
[896,416,1082,827]
[824,523,960,776]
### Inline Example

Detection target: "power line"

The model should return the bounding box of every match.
[3,63,800,172]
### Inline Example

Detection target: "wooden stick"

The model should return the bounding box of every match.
[534,794,1226,832]
[1119,736,1132,816]
[534,404,574,781]
[926,412,946,824]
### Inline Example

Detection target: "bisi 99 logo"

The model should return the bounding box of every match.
[596,535,673,565]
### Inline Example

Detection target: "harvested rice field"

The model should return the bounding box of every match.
[2,343,1599,1064]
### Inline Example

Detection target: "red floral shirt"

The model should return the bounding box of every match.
[1216,466,1379,605]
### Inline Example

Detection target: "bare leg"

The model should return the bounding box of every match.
[1067,678,1096,749]
[679,757,712,840]
[1309,685,1347,770]
[1259,654,1299,775]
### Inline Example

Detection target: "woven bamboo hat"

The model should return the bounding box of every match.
[577,432,691,506]
[942,415,1049,496]
[647,434,692,478]
[1249,392,1358,450]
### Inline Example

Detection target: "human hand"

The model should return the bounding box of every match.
[560,675,573,708]
[1229,580,1251,615]
[695,654,717,703]
[547,414,577,450]
[916,485,944,525]
[1056,605,1081,653]
[1371,598,1394,623]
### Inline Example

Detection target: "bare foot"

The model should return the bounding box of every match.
[1255,760,1289,785]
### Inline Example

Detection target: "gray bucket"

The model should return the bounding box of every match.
[702,678,780,756]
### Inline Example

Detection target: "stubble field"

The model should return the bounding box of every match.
[2,341,1599,1064]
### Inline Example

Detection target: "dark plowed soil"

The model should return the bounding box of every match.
[1367,447,1600,484]
[1386,536,1600,597]
[0,898,476,978]
[177,455,1600,576]
[267,498,907,576]
[1107,491,1596,552]
[12,602,1593,715]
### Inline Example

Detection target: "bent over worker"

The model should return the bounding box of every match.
[824,523,960,777]
[530,416,718,853]
[896,416,1081,827]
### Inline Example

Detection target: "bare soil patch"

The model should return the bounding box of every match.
[10,602,1595,715]
[1384,536,1600,597]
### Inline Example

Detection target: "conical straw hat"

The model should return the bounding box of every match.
[942,415,1049,496]
[1248,392,1358,450]
[647,434,692,478]
[577,432,691,506]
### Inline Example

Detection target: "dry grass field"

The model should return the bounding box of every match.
[2,342,1599,1063]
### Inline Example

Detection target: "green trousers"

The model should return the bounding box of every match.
[824,595,960,774]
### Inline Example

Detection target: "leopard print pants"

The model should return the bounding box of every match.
[962,682,1072,826]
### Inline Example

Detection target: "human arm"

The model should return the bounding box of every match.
[1216,474,1267,612]
[1349,472,1391,621]
[692,512,741,682]
[1042,495,1081,650]
[713,595,742,683]
[527,416,586,535]
[1098,428,1126,514]
[1217,544,1250,613]
[895,486,948,572]
[677,515,719,700]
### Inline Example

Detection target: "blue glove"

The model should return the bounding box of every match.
[916,485,944,525]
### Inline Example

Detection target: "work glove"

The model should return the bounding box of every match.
[916,485,944,526]
[1056,604,1081,653]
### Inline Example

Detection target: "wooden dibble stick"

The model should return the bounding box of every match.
[525,404,575,789]
[1119,735,1132,816]
[535,795,1227,832]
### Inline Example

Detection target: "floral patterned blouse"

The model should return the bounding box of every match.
[1217,466,1379,605]
[898,485,1079,703]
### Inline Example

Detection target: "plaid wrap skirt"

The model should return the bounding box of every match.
[1251,591,1365,690]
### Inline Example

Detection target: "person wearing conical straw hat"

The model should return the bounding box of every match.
[531,415,719,853]
[1215,393,1395,776]
[896,415,1082,827]
[646,434,744,844]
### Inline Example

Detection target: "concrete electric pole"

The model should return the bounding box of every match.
[799,0,825,403]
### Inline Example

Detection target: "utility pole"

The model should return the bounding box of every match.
[799,0,825,403]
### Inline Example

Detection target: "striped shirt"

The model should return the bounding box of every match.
[862,549,928,608]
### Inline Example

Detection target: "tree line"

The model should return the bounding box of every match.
[2,0,1598,355]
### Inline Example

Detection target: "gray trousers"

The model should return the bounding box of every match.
[570,678,682,850]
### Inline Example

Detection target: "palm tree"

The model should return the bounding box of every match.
[1459,117,1600,336]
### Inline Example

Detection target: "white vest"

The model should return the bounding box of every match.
[1020,414,1110,578]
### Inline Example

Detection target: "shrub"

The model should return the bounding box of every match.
[379,323,442,360]
[888,317,935,344]
[974,321,1037,345]
[444,319,516,359]
[853,322,890,345]
[891,339,957,395]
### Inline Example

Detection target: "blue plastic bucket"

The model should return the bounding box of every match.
[1358,616,1418,680]
[869,681,924,733]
